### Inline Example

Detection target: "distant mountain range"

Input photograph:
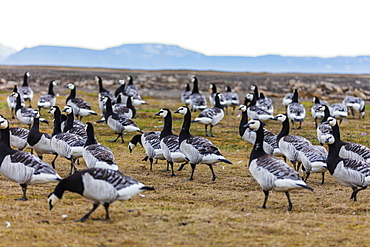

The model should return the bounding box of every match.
[1,43,370,74]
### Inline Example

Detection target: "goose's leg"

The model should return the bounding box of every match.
[208,164,217,181]
[15,184,28,201]
[75,203,99,222]
[109,133,121,142]
[285,192,293,211]
[259,190,269,209]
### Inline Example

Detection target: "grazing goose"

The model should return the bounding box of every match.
[181,83,192,106]
[330,103,348,124]
[83,122,119,171]
[298,145,328,184]
[316,104,332,145]
[274,113,312,170]
[223,85,240,114]
[251,85,274,115]
[66,83,97,120]
[342,96,365,118]
[27,110,58,168]
[37,80,58,112]
[155,108,188,176]
[128,131,165,171]
[192,93,225,137]
[189,77,207,112]
[238,105,281,156]
[245,93,274,122]
[282,92,293,107]
[324,134,370,201]
[174,106,232,181]
[9,127,30,151]
[48,168,154,222]
[0,115,61,201]
[95,75,116,116]
[49,106,85,174]
[209,84,226,107]
[15,92,48,128]
[124,75,146,106]
[325,117,370,163]
[102,96,142,143]
[7,85,25,119]
[62,105,88,139]
[287,89,306,129]
[19,71,34,107]
[244,119,313,211]
[311,96,329,128]
[113,94,136,119]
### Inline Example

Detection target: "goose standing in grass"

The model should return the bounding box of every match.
[27,110,58,168]
[325,117,370,163]
[128,131,165,171]
[298,145,328,184]
[124,75,146,106]
[316,104,332,145]
[114,79,126,97]
[66,83,97,120]
[324,134,370,201]
[287,89,306,129]
[83,122,119,171]
[155,108,188,176]
[181,83,192,106]
[7,85,25,119]
[282,92,294,107]
[244,118,313,211]
[0,115,61,201]
[209,84,226,107]
[274,113,312,170]
[192,93,224,137]
[238,105,281,156]
[223,85,239,114]
[15,92,48,128]
[311,96,329,128]
[102,96,142,143]
[251,85,274,115]
[174,106,232,181]
[330,102,348,124]
[245,93,274,122]
[48,168,154,222]
[19,71,33,107]
[62,105,88,139]
[49,106,85,174]
[113,94,136,119]
[189,77,207,112]
[37,80,58,112]
[342,96,365,118]
[95,75,116,116]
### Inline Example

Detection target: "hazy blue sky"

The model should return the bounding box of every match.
[2,0,369,57]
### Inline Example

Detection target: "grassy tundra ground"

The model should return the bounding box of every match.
[0,73,370,246]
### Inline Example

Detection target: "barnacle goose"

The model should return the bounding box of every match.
[49,106,85,174]
[311,96,329,128]
[102,96,142,143]
[27,110,58,168]
[209,84,226,107]
[244,119,313,211]
[113,94,136,119]
[282,92,293,107]
[128,131,165,171]
[342,96,365,118]
[273,113,312,170]
[14,92,49,128]
[114,79,126,97]
[325,117,370,163]
[155,108,188,176]
[245,93,274,122]
[174,106,232,181]
[95,75,116,116]
[7,85,25,119]
[298,145,328,184]
[223,85,240,114]
[287,89,306,129]
[192,93,225,137]
[251,85,274,115]
[238,105,281,156]
[19,71,34,107]
[48,168,154,222]
[181,83,192,106]
[9,126,30,151]
[62,105,88,139]
[0,115,61,200]
[330,103,348,124]
[124,75,146,106]
[324,134,370,201]
[66,83,97,120]
[83,122,119,171]
[189,77,207,112]
[37,80,58,112]
[316,104,332,145]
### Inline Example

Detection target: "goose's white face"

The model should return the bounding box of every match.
[101,96,108,103]
[246,119,261,130]
[0,116,9,129]
[245,93,254,101]
[48,106,57,115]
[94,76,100,82]
[63,105,73,114]
[12,92,19,98]
[175,106,188,115]
[250,85,256,90]
[33,110,40,118]
[48,193,60,210]
[118,80,125,85]
[67,83,75,90]
[156,109,168,118]
[317,105,326,112]
[191,77,196,83]
[26,72,30,77]
[275,114,287,122]
[324,134,335,145]
[326,117,336,126]
[52,80,58,86]
[238,105,247,112]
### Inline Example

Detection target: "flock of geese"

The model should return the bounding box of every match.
[1,71,370,221]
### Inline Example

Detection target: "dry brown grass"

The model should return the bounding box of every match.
[0,85,370,247]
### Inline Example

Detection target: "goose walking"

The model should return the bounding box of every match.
[251,85,274,115]
[287,89,306,129]
[37,80,58,112]
[223,85,240,114]
[66,83,97,120]
[48,168,154,222]
[342,96,365,119]
[174,106,232,181]
[113,94,136,119]
[244,119,313,211]
[19,71,33,107]
[298,145,328,184]
[15,92,48,128]
[7,85,25,119]
[330,103,348,124]
[0,115,61,200]
[245,93,274,122]
[189,77,207,112]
